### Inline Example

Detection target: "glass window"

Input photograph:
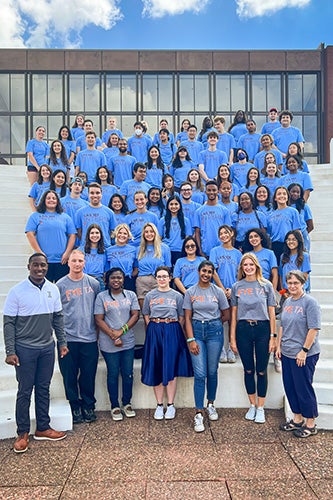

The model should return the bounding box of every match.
[11,74,25,111]
[32,75,47,112]
[142,75,157,112]
[267,75,281,111]
[69,75,84,111]
[195,75,210,112]
[179,75,194,111]
[216,75,231,112]
[106,75,121,112]
[0,116,10,154]
[303,115,318,155]
[85,74,100,112]
[32,116,48,138]
[230,75,246,112]
[0,74,10,112]
[11,116,26,154]
[159,75,173,111]
[252,115,266,132]
[288,75,302,112]
[48,74,63,112]
[122,75,137,112]
[48,116,64,141]
[142,115,158,136]
[303,74,317,112]
[252,75,266,111]
[121,116,137,138]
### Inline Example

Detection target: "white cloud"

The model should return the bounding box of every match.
[142,0,210,18]
[0,0,123,48]
[236,0,311,18]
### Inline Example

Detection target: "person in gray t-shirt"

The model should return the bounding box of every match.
[277,270,321,438]
[230,253,276,424]
[57,249,100,424]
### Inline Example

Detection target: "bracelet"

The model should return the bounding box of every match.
[121,323,129,335]
[270,333,278,338]
[186,337,195,343]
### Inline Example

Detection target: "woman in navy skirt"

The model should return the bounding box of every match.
[141,266,193,421]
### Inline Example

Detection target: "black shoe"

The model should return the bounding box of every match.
[82,408,97,423]
[72,408,84,424]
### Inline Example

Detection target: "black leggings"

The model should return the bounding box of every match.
[236,320,270,398]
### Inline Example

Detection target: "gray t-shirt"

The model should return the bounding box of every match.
[280,294,321,358]
[230,279,276,321]
[183,284,229,321]
[56,274,100,342]
[94,289,140,353]
[142,288,184,320]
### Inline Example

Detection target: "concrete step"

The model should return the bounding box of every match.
[0,266,28,280]
[310,231,333,241]
[0,280,24,294]
[310,252,333,264]
[314,359,333,383]
[320,322,333,338]
[313,381,333,405]
[321,305,333,323]
[0,243,30,254]
[311,276,333,288]
[320,338,333,358]
[285,399,333,430]
[0,254,30,266]
[310,289,333,305]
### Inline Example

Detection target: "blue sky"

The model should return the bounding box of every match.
[1,0,332,50]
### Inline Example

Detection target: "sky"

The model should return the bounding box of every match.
[1,0,332,50]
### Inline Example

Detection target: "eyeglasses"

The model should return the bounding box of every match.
[185,244,196,249]
[156,275,169,280]
[286,238,297,243]
[181,188,192,192]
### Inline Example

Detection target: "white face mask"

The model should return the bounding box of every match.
[135,128,142,136]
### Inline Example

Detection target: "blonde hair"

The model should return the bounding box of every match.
[237,252,267,285]
[113,223,133,242]
[138,223,162,260]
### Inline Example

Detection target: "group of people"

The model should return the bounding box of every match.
[2,107,321,453]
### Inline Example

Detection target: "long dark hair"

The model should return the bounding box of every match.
[228,110,247,132]
[172,147,192,169]
[37,164,52,185]
[165,195,186,240]
[281,230,305,267]
[49,140,69,167]
[108,194,128,215]
[146,145,165,171]
[84,224,105,254]
[58,125,74,142]
[96,166,112,185]
[254,185,272,211]
[37,190,63,214]
[242,228,272,253]
[181,236,200,258]
[50,169,67,198]
[287,183,305,212]
[147,187,164,217]
[245,167,261,189]
[198,116,213,140]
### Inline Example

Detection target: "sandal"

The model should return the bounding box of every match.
[293,425,318,438]
[279,419,305,432]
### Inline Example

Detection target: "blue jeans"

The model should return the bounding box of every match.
[15,342,55,434]
[190,319,224,410]
[101,348,135,409]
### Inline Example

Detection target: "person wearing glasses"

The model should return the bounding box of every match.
[141,266,193,421]
[173,237,206,294]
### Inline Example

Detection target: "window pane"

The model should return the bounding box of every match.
[252,115,266,133]
[106,75,121,111]
[142,75,157,112]
[32,116,48,138]
[122,76,137,112]
[48,74,63,112]
[69,75,84,111]
[0,116,10,153]
[195,75,209,112]
[11,74,25,111]
[142,115,158,136]
[121,116,136,138]
[159,75,173,111]
[179,75,194,111]
[216,75,231,112]
[230,75,246,111]
[48,115,64,141]
[0,74,10,111]
[32,75,47,112]
[252,75,266,111]
[85,75,100,111]
[303,115,318,154]
[288,75,302,112]
[11,116,26,154]
[267,75,281,111]
[303,74,317,112]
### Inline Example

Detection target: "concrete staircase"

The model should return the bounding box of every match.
[0,165,331,439]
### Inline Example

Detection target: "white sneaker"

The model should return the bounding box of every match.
[255,407,265,424]
[245,405,256,421]
[165,404,176,420]
[219,347,228,363]
[274,356,282,373]
[227,347,236,363]
[207,403,219,421]
[194,412,205,432]
[111,407,123,421]
[154,405,164,420]
[122,404,136,418]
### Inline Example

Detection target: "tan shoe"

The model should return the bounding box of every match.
[14,432,29,453]
[34,428,67,441]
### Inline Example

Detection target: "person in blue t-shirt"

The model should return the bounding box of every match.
[288,183,313,252]
[26,125,50,186]
[145,146,165,188]
[108,138,137,188]
[197,116,217,147]
[187,168,206,204]
[173,237,206,294]
[231,192,267,250]
[243,228,278,290]
[239,167,262,197]
[229,149,253,189]
[228,110,247,147]
[272,110,305,157]
[170,147,196,188]
[237,119,261,162]
[213,115,236,164]
[254,134,283,173]
[261,107,281,135]
[216,164,239,202]
[106,223,136,291]
[279,155,313,202]
[260,155,281,200]
[75,132,107,185]
[58,125,76,171]
[176,119,190,146]
[108,194,129,227]
[70,114,85,141]
[101,116,123,147]
[28,164,52,211]
[128,121,152,163]
[154,129,176,167]
[120,163,151,211]
[198,132,228,181]
[152,118,175,146]
[218,181,238,216]
[126,191,159,247]
[147,187,165,218]
[103,133,120,167]
[95,166,118,207]
[79,223,108,289]
[279,230,311,292]
[281,142,309,174]
[50,169,68,199]
[254,185,273,217]
[49,140,70,178]
[179,182,201,231]
[76,120,103,153]
[180,124,204,165]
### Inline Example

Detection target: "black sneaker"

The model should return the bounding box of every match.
[82,408,97,423]
[72,408,84,424]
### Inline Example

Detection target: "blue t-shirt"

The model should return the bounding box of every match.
[229,161,253,188]
[127,135,152,163]
[135,243,171,276]
[145,165,164,188]
[180,139,204,164]
[126,211,159,247]
[25,211,76,263]
[254,149,283,171]
[267,207,301,242]
[197,127,218,147]
[209,246,242,288]
[109,154,137,188]
[158,216,192,252]
[79,246,108,277]
[106,244,136,277]
[75,205,116,247]
[272,126,305,154]
[237,132,261,161]
[102,128,123,143]
[173,256,206,289]
[281,159,309,174]
[101,184,118,207]
[176,131,188,143]
[169,161,197,188]
[198,149,228,179]
[71,127,85,141]
[279,171,313,193]
[48,157,68,174]
[216,132,235,158]
[76,136,102,152]
[103,147,120,168]
[61,140,76,161]
[260,177,281,201]
[194,204,231,256]
[251,248,277,280]
[75,149,107,184]
[229,123,247,146]
[261,122,281,135]
[119,180,151,211]
[232,210,267,243]
[153,131,175,145]
[26,139,50,167]
[28,181,51,206]
[155,141,177,167]
[191,189,206,205]
[181,200,201,230]
[279,252,311,291]
[219,200,238,216]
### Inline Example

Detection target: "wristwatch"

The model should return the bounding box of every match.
[302,347,309,353]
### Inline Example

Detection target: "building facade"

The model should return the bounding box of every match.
[0,47,332,164]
